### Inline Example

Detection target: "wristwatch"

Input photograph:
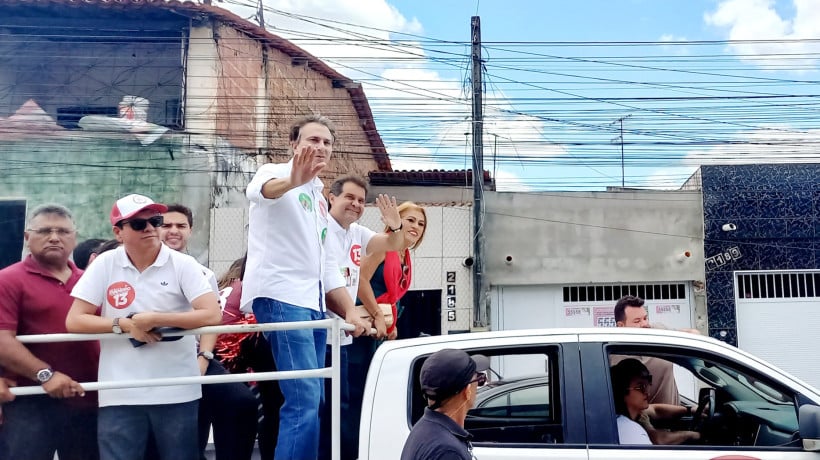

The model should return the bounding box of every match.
[197,351,214,360]
[36,367,54,384]
[389,223,403,233]
[112,317,123,334]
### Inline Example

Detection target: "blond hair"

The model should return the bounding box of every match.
[384,202,427,249]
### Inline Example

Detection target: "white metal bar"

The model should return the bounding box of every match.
[10,367,331,396]
[331,317,342,460]
[17,319,353,343]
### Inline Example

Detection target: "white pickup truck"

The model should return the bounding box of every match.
[357,327,820,460]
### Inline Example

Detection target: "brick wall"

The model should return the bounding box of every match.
[215,26,264,151]
[214,23,381,182]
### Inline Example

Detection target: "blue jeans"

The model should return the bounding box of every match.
[0,394,98,460]
[98,400,198,460]
[253,297,327,460]
[318,345,352,460]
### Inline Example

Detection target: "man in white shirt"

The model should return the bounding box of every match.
[159,203,257,460]
[66,193,222,460]
[318,176,403,460]
[241,115,370,460]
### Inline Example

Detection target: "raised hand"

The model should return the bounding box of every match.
[290,145,326,187]
[376,194,401,230]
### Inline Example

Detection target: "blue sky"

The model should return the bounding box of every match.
[222,0,820,190]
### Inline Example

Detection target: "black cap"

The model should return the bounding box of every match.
[420,348,490,405]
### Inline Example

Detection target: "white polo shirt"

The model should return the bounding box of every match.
[241,160,328,313]
[323,217,376,346]
[71,244,213,407]
[616,415,652,445]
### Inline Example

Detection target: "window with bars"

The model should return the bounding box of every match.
[736,272,820,299]
[562,283,687,303]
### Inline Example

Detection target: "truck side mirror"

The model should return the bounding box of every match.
[800,404,820,451]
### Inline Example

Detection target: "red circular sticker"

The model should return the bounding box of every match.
[107,281,135,309]
[350,244,362,266]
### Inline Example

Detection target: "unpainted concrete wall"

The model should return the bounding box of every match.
[484,190,705,286]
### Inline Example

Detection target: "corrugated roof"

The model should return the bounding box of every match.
[0,0,391,171]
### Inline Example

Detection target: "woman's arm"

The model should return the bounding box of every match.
[357,251,388,338]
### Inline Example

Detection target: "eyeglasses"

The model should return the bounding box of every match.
[629,383,651,394]
[399,263,410,290]
[120,215,164,231]
[469,372,487,388]
[27,227,75,237]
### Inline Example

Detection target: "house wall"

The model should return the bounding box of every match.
[484,191,705,285]
[0,135,212,262]
[0,16,184,125]
[701,164,820,345]
[260,36,380,181]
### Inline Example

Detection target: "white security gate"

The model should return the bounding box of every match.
[736,270,820,389]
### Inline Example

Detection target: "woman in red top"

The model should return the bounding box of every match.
[347,202,427,459]
[357,201,427,339]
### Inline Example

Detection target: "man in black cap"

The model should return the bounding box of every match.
[401,348,489,460]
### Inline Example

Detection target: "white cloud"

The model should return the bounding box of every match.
[682,125,820,166]
[705,0,820,70]
[493,169,533,192]
[658,34,691,55]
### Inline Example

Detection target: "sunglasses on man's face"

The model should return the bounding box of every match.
[121,215,164,231]
[469,372,487,388]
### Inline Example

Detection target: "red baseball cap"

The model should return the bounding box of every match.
[110,194,168,226]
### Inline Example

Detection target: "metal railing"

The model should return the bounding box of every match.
[12,318,355,460]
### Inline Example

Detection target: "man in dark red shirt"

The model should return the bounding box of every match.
[0,204,100,460]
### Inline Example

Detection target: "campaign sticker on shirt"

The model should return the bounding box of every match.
[298,193,313,212]
[350,244,362,266]
[107,281,135,309]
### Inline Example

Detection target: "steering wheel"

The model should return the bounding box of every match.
[690,387,716,432]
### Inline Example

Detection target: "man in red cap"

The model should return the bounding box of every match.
[66,193,222,460]
[401,349,489,460]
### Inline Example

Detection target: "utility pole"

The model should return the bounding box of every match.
[257,0,265,29]
[470,16,486,328]
[610,114,631,188]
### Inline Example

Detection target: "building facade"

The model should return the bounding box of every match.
[0,0,390,268]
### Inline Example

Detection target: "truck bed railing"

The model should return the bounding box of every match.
[12,317,356,460]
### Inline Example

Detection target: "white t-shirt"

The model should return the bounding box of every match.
[616,414,652,445]
[201,264,219,295]
[241,161,327,313]
[71,244,213,407]
[323,217,376,346]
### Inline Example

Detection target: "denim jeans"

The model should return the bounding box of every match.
[198,359,258,460]
[98,400,198,460]
[0,394,98,460]
[318,344,352,460]
[252,297,327,460]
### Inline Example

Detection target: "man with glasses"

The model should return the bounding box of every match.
[66,193,222,460]
[401,348,489,460]
[0,204,100,460]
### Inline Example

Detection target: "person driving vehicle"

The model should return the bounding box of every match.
[611,359,700,445]
[611,358,654,445]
